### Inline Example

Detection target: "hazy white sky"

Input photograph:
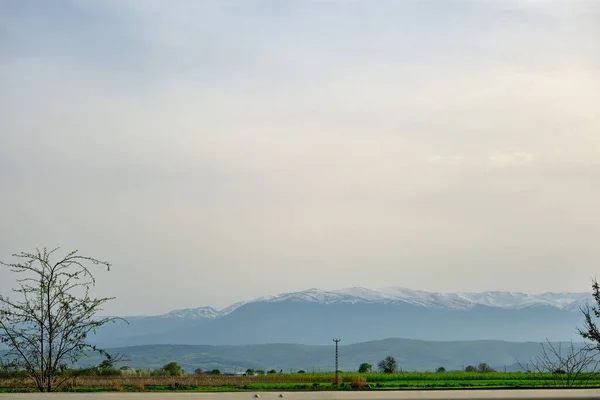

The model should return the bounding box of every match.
[1,0,599,316]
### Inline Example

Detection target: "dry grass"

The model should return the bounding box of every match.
[0,377,28,390]
[134,381,145,391]
[0,373,350,391]
[351,376,367,389]
[111,381,123,391]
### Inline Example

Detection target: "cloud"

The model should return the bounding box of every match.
[488,152,536,167]
[0,0,599,314]
[425,155,465,165]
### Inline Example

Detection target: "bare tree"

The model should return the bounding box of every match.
[517,340,599,387]
[0,248,125,391]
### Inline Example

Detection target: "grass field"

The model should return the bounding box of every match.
[2,372,600,392]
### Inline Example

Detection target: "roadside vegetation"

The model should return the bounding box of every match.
[3,370,600,392]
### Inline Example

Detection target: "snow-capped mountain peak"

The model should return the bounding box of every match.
[248,287,592,311]
[154,287,592,320]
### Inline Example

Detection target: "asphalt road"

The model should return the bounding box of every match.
[2,389,600,400]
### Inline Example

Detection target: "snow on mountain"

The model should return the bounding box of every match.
[334,287,404,302]
[154,287,593,319]
[375,287,592,310]
[251,287,593,311]
[160,302,250,320]
[164,306,221,319]
[219,300,249,315]
[254,288,388,304]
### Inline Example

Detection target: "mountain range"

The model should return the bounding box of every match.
[91,287,594,348]
[147,287,592,317]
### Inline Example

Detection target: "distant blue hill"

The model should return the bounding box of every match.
[79,338,589,374]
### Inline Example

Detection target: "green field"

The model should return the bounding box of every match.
[2,371,600,392]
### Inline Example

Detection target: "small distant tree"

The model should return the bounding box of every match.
[477,362,495,373]
[297,369,306,374]
[267,369,277,374]
[97,357,121,376]
[256,369,265,375]
[194,368,205,375]
[162,362,183,376]
[436,366,446,373]
[465,365,477,372]
[377,356,397,374]
[358,362,372,373]
[98,357,115,371]
[210,369,221,375]
[245,368,255,375]
[0,248,125,392]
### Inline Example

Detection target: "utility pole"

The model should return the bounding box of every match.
[333,338,341,383]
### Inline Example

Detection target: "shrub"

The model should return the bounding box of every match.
[351,376,367,389]
[553,369,567,374]
[98,368,121,376]
[120,368,137,377]
[162,362,183,376]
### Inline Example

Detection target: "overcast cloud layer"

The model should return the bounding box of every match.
[1,0,599,316]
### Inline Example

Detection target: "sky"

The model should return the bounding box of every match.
[1,0,599,316]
